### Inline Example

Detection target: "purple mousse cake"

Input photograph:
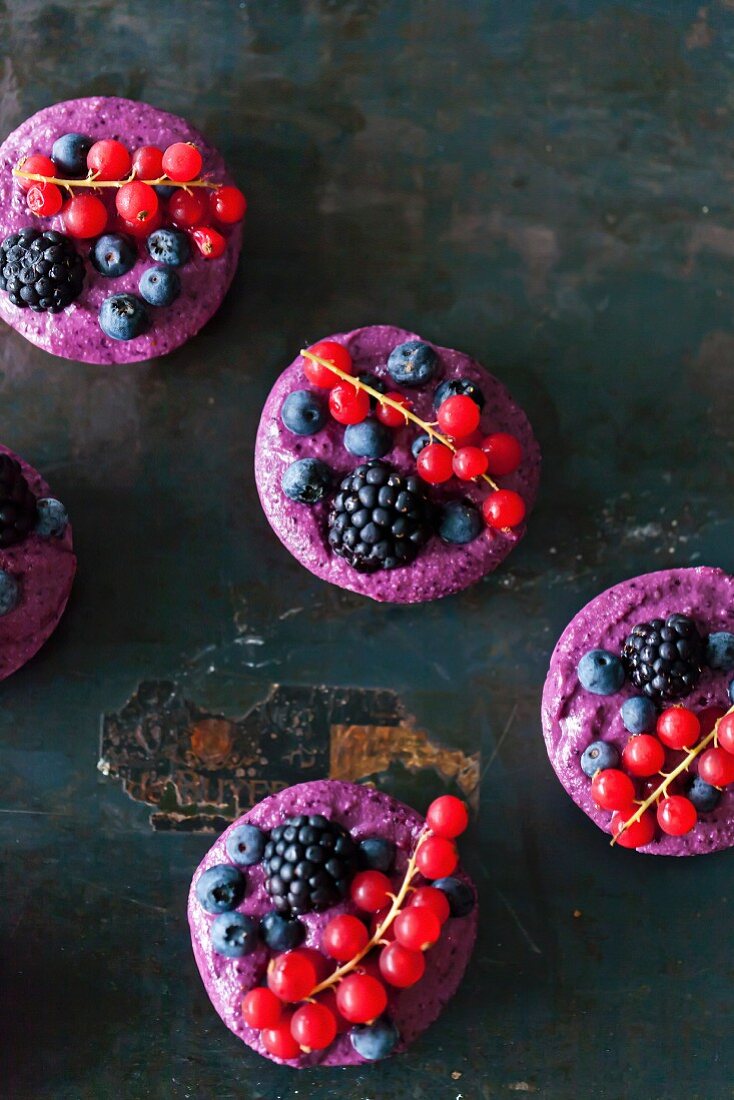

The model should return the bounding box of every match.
[0,445,75,679]
[542,567,734,856]
[255,325,540,603]
[0,96,245,364]
[188,780,477,1067]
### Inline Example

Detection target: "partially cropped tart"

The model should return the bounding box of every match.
[188,780,477,1066]
[255,325,541,602]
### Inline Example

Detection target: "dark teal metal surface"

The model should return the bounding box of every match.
[2,2,734,1097]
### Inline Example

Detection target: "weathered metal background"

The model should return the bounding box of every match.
[2,2,734,1097]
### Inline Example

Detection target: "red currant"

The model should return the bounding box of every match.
[481,432,522,476]
[699,706,726,736]
[191,226,226,260]
[261,1012,301,1059]
[132,145,164,180]
[314,988,350,1033]
[26,181,62,217]
[87,139,131,181]
[335,973,387,1024]
[717,711,734,754]
[303,340,353,388]
[482,489,526,530]
[290,1002,337,1052]
[436,394,481,439]
[452,445,488,480]
[375,392,411,428]
[350,870,392,913]
[657,707,700,750]
[369,906,395,941]
[17,154,56,191]
[267,951,317,1002]
[322,914,369,962]
[610,808,655,849]
[621,734,665,778]
[117,208,162,238]
[427,795,469,839]
[169,188,206,228]
[211,185,247,224]
[329,382,370,425]
[394,905,442,951]
[162,142,203,182]
[657,795,698,836]
[415,835,458,879]
[416,442,454,484]
[408,886,451,925]
[698,747,734,787]
[242,986,282,1030]
[379,940,426,988]
[115,180,159,224]
[590,768,636,811]
[63,194,108,238]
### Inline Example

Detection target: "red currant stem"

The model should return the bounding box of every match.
[611,701,734,846]
[300,349,501,491]
[307,828,431,998]
[12,164,221,191]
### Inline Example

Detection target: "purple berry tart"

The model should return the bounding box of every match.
[254,325,541,603]
[188,780,477,1066]
[541,566,734,855]
[0,445,75,679]
[0,96,246,364]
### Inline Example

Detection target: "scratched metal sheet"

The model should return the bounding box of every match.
[2,2,734,1098]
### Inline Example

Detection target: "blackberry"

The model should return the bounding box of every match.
[0,228,84,313]
[0,454,37,547]
[622,613,704,703]
[327,460,433,573]
[262,813,358,915]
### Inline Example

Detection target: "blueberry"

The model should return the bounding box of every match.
[433,876,475,918]
[146,228,190,267]
[35,498,69,538]
[358,837,396,873]
[210,912,258,958]
[580,739,620,778]
[0,569,19,617]
[357,371,387,408]
[281,390,327,436]
[99,294,149,341]
[154,184,176,200]
[411,433,431,459]
[577,649,625,695]
[139,264,181,307]
[705,631,734,671]
[730,677,734,705]
[349,1018,400,1061]
[51,132,92,176]
[687,775,722,813]
[226,823,266,867]
[344,419,393,459]
[195,864,246,914]
[433,377,485,410]
[387,340,438,387]
[438,500,483,545]
[620,696,656,735]
[259,909,305,951]
[282,458,332,504]
[91,234,137,278]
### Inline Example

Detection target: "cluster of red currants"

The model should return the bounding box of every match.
[240,795,469,1060]
[590,705,734,848]
[18,140,246,258]
[303,339,526,531]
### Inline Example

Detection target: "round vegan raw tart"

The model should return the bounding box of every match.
[541,567,734,855]
[0,445,75,679]
[0,96,245,364]
[188,780,477,1067]
[254,325,540,603]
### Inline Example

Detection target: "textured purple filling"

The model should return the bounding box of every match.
[0,445,75,679]
[0,97,242,364]
[541,567,734,856]
[254,325,541,603]
[188,780,478,1068]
